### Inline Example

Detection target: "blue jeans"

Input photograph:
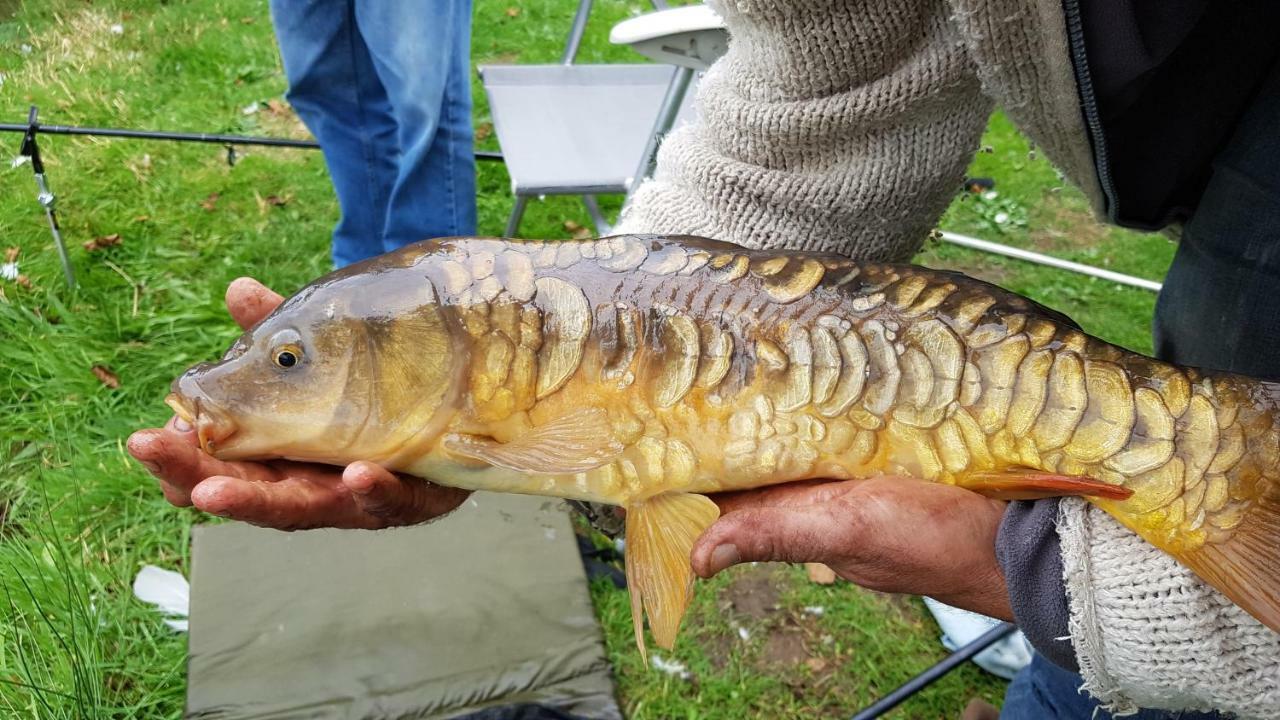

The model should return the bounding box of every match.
[1001,655,1224,720]
[269,0,477,268]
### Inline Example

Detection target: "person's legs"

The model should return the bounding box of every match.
[1154,60,1280,377]
[269,0,400,267]
[355,0,478,251]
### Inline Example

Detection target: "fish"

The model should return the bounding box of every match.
[165,234,1280,654]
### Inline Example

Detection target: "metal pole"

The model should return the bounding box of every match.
[560,0,594,65]
[849,622,1017,720]
[938,231,1162,292]
[626,65,694,200]
[19,107,74,288]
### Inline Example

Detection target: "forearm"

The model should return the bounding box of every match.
[1058,500,1280,718]
[615,0,991,259]
[1000,499,1280,718]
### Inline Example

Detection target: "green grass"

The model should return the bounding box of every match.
[0,0,1176,717]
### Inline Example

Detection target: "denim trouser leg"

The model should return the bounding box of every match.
[1001,655,1224,720]
[269,0,399,267]
[356,0,477,251]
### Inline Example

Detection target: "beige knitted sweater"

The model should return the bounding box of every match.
[614,0,1280,716]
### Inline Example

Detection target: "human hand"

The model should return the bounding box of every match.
[127,277,470,530]
[696,477,1013,620]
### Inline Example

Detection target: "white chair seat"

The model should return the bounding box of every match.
[480,64,696,197]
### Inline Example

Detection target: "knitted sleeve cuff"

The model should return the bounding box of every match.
[1056,498,1280,719]
[613,0,992,259]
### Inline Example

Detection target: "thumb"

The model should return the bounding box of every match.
[226,277,284,331]
[690,505,842,578]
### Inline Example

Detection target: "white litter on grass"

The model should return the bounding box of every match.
[132,565,190,632]
[1,263,18,281]
[994,212,1010,225]
[650,654,692,680]
[11,155,28,169]
[922,597,1031,680]
[242,102,260,115]
[110,23,124,34]
[803,606,825,617]
[20,44,31,55]
[982,190,998,201]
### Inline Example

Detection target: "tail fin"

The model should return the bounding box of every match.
[1169,494,1280,633]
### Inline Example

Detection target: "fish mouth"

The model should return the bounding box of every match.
[165,391,238,457]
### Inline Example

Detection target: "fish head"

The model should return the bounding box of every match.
[167,255,461,465]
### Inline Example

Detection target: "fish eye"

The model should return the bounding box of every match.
[273,345,302,369]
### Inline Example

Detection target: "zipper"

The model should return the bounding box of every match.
[1061,0,1119,223]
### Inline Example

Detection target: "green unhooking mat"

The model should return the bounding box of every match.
[186,493,621,719]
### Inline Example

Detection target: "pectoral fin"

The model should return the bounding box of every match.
[625,492,720,661]
[955,467,1133,501]
[443,407,623,474]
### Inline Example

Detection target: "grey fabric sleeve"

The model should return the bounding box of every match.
[995,499,1078,672]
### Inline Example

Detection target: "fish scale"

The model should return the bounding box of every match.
[166,234,1280,654]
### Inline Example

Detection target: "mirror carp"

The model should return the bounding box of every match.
[166,235,1280,654]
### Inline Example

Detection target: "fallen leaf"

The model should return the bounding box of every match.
[805,658,828,673]
[265,98,288,116]
[474,122,493,141]
[805,563,837,585]
[240,16,255,24]
[563,220,591,240]
[83,234,122,252]
[266,194,291,207]
[505,6,521,17]
[200,193,220,211]
[133,215,150,223]
[92,365,120,389]
[5,247,18,263]
[16,274,31,289]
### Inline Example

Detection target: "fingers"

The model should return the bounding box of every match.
[186,463,472,530]
[190,475,329,530]
[343,462,471,525]
[690,504,842,578]
[225,277,284,330]
[127,426,277,505]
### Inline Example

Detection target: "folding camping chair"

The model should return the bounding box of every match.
[479,2,728,236]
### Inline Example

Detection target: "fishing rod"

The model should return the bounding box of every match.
[6,106,503,287]
[0,112,505,162]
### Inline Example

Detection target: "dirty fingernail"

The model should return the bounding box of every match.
[708,544,741,575]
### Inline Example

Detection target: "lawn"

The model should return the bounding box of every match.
[0,0,1175,718]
